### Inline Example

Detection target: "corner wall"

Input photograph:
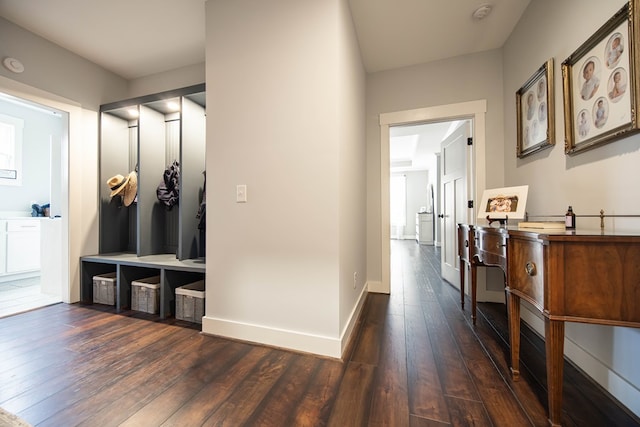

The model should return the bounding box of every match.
[502,0,640,416]
[203,0,366,358]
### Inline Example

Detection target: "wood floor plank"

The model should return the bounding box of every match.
[368,311,410,427]
[242,354,324,426]
[118,342,255,427]
[200,350,295,426]
[75,338,238,427]
[289,359,344,426]
[327,361,376,427]
[444,395,493,427]
[37,333,215,427]
[422,297,480,402]
[409,414,452,427]
[405,303,450,424]
[153,346,277,426]
[349,320,382,365]
[6,324,193,423]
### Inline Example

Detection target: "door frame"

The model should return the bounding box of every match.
[377,100,487,295]
[0,75,91,304]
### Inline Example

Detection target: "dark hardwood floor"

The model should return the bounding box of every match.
[0,240,638,426]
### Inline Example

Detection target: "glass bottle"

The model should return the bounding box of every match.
[565,206,576,229]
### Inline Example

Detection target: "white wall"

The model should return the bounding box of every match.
[128,63,205,99]
[0,17,128,109]
[336,0,368,354]
[502,0,639,416]
[203,0,366,358]
[406,170,429,232]
[366,50,505,287]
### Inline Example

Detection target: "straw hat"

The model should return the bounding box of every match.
[123,171,137,207]
[106,171,137,206]
[107,174,130,197]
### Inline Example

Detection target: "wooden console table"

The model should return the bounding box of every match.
[457,224,640,427]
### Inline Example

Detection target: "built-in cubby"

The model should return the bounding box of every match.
[80,84,206,320]
[80,253,205,319]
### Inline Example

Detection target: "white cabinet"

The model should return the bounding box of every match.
[416,213,433,245]
[2,219,41,274]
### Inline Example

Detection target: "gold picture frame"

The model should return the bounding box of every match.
[562,1,640,154]
[516,58,555,158]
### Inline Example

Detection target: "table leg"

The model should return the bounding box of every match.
[506,290,520,380]
[460,261,465,310]
[471,262,477,325]
[545,318,565,427]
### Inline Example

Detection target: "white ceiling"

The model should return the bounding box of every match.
[0,0,530,172]
[0,0,530,79]
[390,120,464,174]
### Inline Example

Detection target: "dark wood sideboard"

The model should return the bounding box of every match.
[457,223,640,427]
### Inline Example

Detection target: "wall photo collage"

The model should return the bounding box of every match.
[516,0,640,157]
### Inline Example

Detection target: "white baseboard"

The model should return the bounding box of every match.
[202,316,342,358]
[201,284,370,360]
[339,284,368,358]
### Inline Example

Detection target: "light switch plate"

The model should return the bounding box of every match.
[236,184,247,202]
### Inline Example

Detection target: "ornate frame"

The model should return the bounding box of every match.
[562,1,640,154]
[516,59,555,158]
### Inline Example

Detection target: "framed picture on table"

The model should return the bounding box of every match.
[562,1,640,154]
[477,185,529,221]
[516,58,555,158]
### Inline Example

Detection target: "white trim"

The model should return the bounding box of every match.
[202,317,342,358]
[339,283,368,357]
[203,282,369,359]
[379,100,487,294]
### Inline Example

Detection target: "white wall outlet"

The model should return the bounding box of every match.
[353,272,358,289]
[236,184,247,203]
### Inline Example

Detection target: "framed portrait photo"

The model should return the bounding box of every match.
[477,185,529,220]
[516,58,555,158]
[562,1,640,154]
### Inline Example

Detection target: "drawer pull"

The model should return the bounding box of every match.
[464,239,469,247]
[496,242,505,249]
[525,262,537,276]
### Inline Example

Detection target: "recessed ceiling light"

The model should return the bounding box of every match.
[166,101,180,111]
[472,4,493,21]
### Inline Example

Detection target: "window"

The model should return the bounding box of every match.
[0,113,23,186]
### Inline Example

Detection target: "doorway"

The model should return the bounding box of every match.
[379,100,488,295]
[389,121,453,243]
[0,92,66,317]
[0,75,84,315]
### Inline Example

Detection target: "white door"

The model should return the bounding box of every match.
[440,121,472,287]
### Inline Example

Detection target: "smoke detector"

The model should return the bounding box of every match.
[472,4,493,21]
[3,57,24,74]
